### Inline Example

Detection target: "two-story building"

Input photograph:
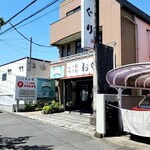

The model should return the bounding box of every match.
[49,0,150,113]
[0,57,51,112]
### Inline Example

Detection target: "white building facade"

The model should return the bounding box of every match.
[0,57,50,112]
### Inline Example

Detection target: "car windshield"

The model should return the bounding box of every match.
[140,96,150,108]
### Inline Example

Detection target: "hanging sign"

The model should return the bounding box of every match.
[81,0,94,49]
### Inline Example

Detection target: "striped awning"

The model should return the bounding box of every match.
[106,63,150,90]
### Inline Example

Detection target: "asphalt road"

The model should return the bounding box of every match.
[0,111,133,150]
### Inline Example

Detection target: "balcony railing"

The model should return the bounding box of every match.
[50,50,94,65]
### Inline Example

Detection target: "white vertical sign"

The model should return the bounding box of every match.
[81,0,94,49]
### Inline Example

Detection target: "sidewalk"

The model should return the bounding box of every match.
[15,111,150,150]
[15,111,96,136]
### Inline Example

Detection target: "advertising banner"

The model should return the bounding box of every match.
[15,76,37,100]
[37,78,55,100]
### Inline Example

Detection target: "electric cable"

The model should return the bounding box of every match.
[1,0,75,35]
[17,0,74,30]
[4,0,38,25]
[0,39,58,54]
[0,0,59,36]
[9,22,52,48]
[0,39,27,56]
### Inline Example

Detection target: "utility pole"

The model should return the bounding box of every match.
[93,0,106,138]
[92,0,99,118]
[29,37,32,71]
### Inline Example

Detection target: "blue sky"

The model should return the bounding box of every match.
[0,0,61,65]
[0,0,150,65]
[128,0,150,14]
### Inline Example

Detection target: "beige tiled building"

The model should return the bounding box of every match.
[50,0,150,112]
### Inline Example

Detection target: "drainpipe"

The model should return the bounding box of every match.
[123,16,139,63]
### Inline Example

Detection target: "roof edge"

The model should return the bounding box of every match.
[116,0,150,24]
[0,57,51,67]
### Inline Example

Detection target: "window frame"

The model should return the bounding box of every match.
[2,73,7,81]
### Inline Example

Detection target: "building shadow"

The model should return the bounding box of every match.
[0,135,53,150]
[130,134,150,145]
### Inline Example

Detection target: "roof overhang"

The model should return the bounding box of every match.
[106,63,150,90]
[51,32,81,46]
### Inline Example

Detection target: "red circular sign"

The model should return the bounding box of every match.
[17,81,24,87]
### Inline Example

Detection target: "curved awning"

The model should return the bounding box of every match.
[106,63,150,90]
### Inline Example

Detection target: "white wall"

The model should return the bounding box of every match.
[0,58,27,96]
[26,59,50,78]
[0,58,28,112]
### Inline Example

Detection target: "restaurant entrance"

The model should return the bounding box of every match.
[65,77,93,113]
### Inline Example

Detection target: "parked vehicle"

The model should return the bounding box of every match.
[132,95,150,111]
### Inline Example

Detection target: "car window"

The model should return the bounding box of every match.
[140,96,150,107]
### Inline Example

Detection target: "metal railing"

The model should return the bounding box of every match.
[50,50,94,65]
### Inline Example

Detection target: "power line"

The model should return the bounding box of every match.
[0,38,29,51]
[0,0,59,36]
[1,0,75,35]
[17,0,74,29]
[4,0,38,25]
[18,5,59,29]
[9,22,52,48]
[0,38,58,54]
[0,40,27,56]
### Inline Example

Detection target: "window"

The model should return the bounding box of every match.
[140,96,150,108]
[66,6,81,16]
[147,30,150,56]
[76,40,87,54]
[99,31,102,44]
[7,69,12,75]
[2,73,7,81]
[61,46,65,57]
[19,66,24,72]
[67,44,71,56]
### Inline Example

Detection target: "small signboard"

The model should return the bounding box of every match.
[50,66,64,79]
[81,0,94,49]
[15,76,37,100]
[37,78,55,100]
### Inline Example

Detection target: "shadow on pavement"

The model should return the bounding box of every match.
[130,134,150,145]
[0,135,53,150]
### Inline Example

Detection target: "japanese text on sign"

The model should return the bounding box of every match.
[67,57,93,77]
[15,76,37,100]
[81,0,94,49]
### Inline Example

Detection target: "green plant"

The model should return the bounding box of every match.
[42,105,51,114]
[35,100,51,108]
[42,100,64,114]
